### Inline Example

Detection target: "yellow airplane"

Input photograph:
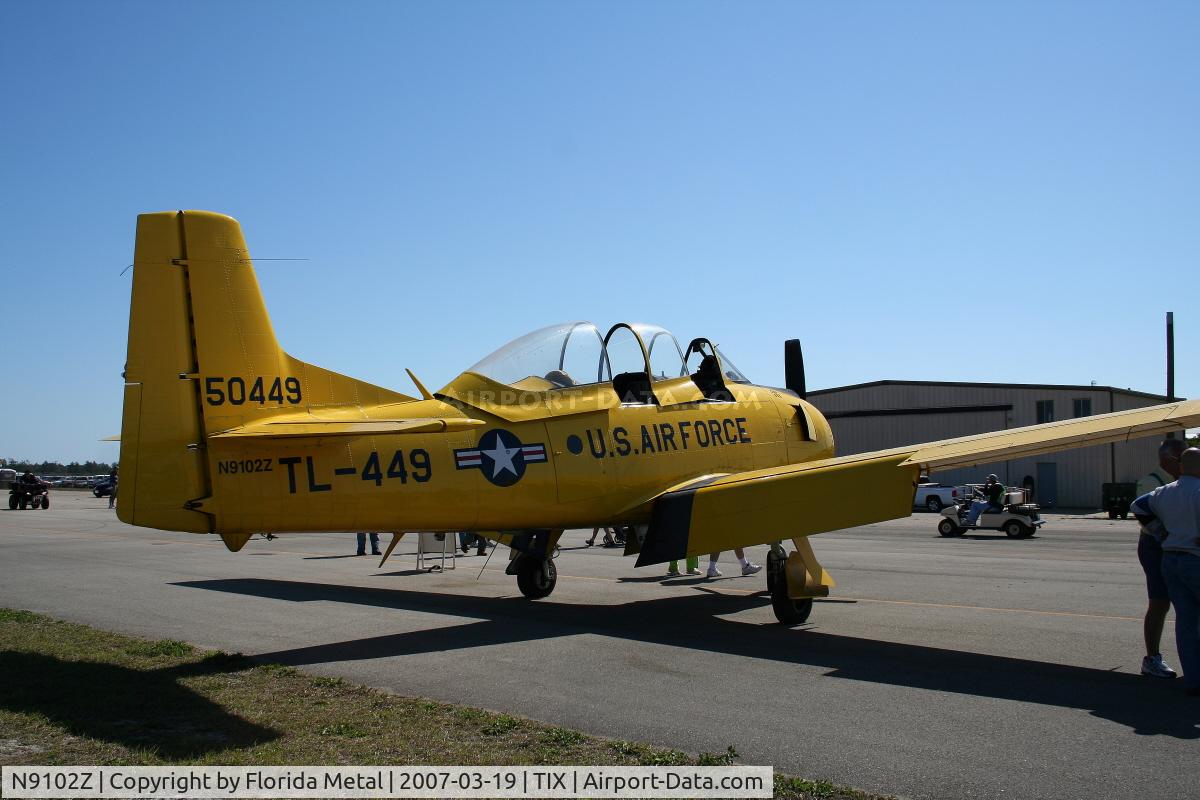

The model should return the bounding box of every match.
[117,210,1200,623]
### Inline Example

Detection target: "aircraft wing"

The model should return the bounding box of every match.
[635,398,1200,566]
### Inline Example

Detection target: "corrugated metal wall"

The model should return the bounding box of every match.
[809,382,1175,508]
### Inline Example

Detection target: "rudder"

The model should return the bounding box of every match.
[118,210,413,533]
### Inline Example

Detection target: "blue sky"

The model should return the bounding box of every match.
[2,1,1196,462]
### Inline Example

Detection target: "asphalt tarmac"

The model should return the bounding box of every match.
[2,493,1196,800]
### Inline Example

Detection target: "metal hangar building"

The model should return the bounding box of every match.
[807,380,1178,508]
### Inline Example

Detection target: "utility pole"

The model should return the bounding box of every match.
[1167,311,1175,401]
[1167,311,1176,441]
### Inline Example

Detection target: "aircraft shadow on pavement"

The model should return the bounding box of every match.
[0,651,279,757]
[174,578,1200,740]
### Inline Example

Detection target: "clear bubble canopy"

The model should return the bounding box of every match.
[466,322,749,389]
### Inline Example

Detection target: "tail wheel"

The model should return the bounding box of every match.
[771,564,813,625]
[516,556,557,599]
[937,518,960,537]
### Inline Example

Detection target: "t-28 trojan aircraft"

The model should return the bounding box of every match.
[117,211,1200,623]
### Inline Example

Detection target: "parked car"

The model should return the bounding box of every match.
[914,476,966,512]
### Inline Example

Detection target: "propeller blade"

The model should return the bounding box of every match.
[785,339,806,399]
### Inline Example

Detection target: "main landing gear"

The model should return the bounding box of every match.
[765,540,830,625]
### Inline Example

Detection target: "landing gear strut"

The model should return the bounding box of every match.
[766,539,827,625]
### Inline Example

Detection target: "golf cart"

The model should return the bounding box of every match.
[937,485,1042,538]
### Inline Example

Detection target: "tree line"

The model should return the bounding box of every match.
[1,459,117,475]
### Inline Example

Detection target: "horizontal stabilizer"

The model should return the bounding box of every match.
[210,417,486,439]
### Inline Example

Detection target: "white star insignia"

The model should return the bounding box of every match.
[481,436,520,478]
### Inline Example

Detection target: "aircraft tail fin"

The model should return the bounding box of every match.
[118,210,413,532]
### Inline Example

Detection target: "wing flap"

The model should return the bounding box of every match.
[210,417,485,439]
[636,453,920,565]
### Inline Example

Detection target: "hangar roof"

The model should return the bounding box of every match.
[808,379,1174,403]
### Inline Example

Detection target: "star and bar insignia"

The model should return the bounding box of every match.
[454,428,548,487]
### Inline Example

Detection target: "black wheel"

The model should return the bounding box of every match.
[516,556,557,599]
[7,495,16,510]
[1120,512,1128,520]
[937,518,960,537]
[925,496,944,513]
[766,546,786,594]
[40,495,49,509]
[771,565,813,624]
[94,488,103,498]
[18,498,27,510]
[1003,520,1027,538]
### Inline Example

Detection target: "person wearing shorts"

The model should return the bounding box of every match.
[1134,439,1185,679]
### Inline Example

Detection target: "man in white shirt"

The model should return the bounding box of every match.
[1131,447,1200,695]
[1133,439,1185,679]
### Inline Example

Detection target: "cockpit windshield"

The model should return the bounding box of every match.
[467,322,609,388]
[466,322,748,389]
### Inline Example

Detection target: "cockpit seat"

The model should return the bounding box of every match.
[693,355,734,401]
[544,370,576,388]
[613,371,655,404]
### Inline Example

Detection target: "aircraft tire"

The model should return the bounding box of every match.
[771,568,813,625]
[516,556,557,599]
[766,546,786,594]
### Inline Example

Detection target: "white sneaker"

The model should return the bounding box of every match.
[687,568,702,575]
[706,565,722,578]
[1141,654,1178,679]
[741,562,762,576]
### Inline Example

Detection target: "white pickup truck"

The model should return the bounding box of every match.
[914,477,966,512]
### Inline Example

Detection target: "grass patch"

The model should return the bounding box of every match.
[697,745,741,766]
[480,714,522,736]
[539,727,585,747]
[0,608,888,798]
[311,676,345,689]
[124,639,193,658]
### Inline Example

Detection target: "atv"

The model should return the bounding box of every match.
[8,480,50,510]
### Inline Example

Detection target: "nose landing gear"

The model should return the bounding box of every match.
[503,528,563,599]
